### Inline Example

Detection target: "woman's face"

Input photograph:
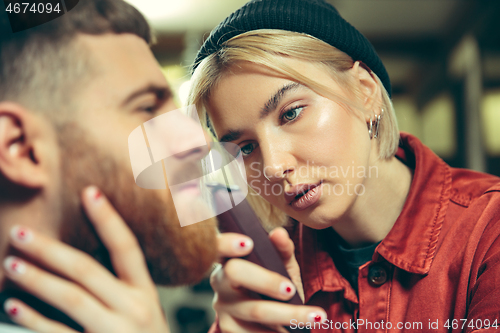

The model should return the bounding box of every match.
[207,59,377,229]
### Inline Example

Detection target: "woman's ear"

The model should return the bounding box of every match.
[350,61,381,113]
[0,102,50,189]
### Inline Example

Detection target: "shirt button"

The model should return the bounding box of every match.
[368,264,388,286]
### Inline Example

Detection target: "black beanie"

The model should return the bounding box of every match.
[193,0,391,97]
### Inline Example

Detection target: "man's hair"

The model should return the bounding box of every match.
[0,0,152,122]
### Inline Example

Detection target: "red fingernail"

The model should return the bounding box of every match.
[86,186,102,201]
[4,257,26,275]
[307,312,326,323]
[10,226,33,243]
[233,239,253,252]
[280,281,296,296]
[4,299,20,318]
[9,306,18,316]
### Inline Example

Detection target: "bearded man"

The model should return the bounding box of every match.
[0,1,221,332]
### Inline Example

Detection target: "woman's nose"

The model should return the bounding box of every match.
[260,140,295,182]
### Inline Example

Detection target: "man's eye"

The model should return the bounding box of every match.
[281,106,304,122]
[141,106,156,113]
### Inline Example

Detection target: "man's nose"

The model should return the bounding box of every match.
[170,129,210,163]
[152,108,210,160]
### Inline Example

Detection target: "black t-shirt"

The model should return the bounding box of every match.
[324,228,381,293]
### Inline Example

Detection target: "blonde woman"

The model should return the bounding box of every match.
[188,0,500,332]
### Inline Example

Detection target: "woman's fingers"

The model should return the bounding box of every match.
[3,256,117,332]
[212,258,297,302]
[268,227,304,301]
[3,298,79,333]
[219,298,327,327]
[8,225,130,311]
[211,233,326,331]
[81,186,154,290]
[218,312,289,333]
[217,233,254,259]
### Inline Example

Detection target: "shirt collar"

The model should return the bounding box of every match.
[292,133,452,302]
[375,132,452,274]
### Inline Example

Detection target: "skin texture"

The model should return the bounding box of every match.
[0,33,218,332]
[204,59,413,332]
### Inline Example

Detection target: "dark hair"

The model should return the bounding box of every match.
[0,0,152,121]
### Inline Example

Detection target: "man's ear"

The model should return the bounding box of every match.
[350,61,381,114]
[0,102,50,189]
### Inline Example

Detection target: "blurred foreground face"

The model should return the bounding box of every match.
[58,33,218,285]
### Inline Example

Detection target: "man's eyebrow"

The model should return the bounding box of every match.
[260,82,301,119]
[219,130,242,143]
[121,84,173,107]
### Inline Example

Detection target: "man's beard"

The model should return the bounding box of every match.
[57,124,218,286]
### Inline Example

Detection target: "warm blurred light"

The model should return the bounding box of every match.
[124,0,193,21]
[123,0,246,32]
[482,90,500,156]
[393,97,422,138]
[421,93,456,158]
[160,65,189,106]
[178,80,193,107]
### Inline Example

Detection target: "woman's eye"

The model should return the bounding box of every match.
[281,106,304,123]
[239,143,256,157]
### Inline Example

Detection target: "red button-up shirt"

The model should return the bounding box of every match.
[211,133,500,332]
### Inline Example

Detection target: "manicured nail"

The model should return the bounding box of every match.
[10,225,33,243]
[3,257,26,276]
[86,186,102,201]
[9,143,19,156]
[4,299,21,318]
[307,311,327,324]
[233,238,253,252]
[279,281,296,296]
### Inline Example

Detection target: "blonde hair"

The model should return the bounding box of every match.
[188,30,399,229]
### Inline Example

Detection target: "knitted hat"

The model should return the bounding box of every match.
[193,0,391,97]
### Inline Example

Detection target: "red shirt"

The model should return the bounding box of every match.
[211,133,500,332]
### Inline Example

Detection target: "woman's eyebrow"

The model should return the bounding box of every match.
[219,129,242,143]
[260,82,301,119]
[219,82,302,143]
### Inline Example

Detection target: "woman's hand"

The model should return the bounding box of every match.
[212,229,328,332]
[2,186,170,333]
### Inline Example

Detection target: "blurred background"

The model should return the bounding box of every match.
[120,0,500,332]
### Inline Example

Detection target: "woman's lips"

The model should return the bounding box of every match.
[289,183,323,211]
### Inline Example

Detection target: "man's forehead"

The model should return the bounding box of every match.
[76,33,163,79]
[74,33,168,101]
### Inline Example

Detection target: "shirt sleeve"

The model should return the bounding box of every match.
[465,209,500,332]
